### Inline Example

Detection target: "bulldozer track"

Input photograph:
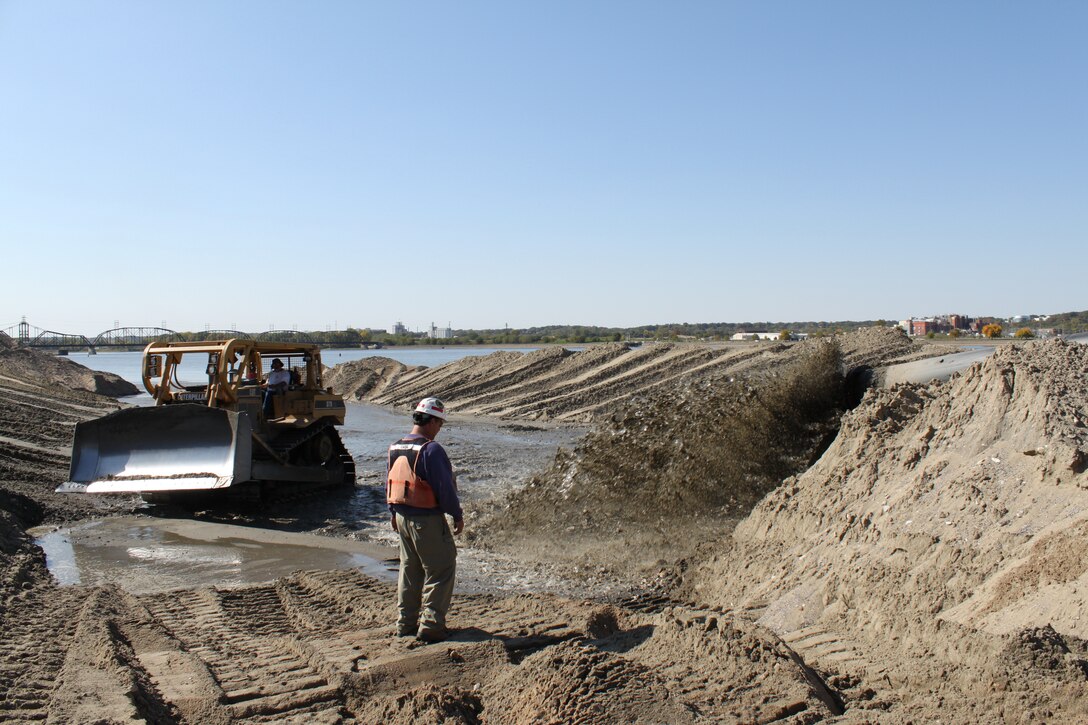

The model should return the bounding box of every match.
[780,624,872,671]
[268,419,333,459]
[139,584,350,723]
[259,421,357,503]
[0,588,91,723]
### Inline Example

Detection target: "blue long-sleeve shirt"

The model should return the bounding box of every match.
[388,434,463,521]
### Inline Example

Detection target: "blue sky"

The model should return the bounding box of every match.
[1,1,1085,335]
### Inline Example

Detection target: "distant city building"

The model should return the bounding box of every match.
[428,322,453,339]
[903,314,975,336]
[389,321,408,335]
[948,314,970,330]
[911,319,933,336]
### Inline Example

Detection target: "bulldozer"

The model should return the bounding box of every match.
[58,339,355,505]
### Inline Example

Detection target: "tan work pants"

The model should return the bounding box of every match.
[395,512,457,636]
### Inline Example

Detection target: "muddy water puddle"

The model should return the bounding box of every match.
[30,517,396,594]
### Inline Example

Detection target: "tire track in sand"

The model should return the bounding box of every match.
[0,587,91,723]
[139,585,346,723]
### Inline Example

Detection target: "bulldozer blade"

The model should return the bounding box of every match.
[59,405,253,494]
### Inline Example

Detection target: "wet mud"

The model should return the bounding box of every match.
[30,517,395,594]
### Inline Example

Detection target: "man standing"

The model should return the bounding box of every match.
[387,396,463,642]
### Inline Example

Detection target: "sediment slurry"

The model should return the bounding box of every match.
[4,330,1088,721]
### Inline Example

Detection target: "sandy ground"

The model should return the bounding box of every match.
[3,329,1088,722]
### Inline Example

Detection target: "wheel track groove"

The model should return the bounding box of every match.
[0,587,89,723]
[139,583,348,723]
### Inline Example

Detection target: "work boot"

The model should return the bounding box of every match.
[416,626,450,643]
[396,622,418,638]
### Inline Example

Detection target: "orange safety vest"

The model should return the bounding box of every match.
[386,438,438,509]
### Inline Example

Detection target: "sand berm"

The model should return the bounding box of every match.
[2,328,1087,722]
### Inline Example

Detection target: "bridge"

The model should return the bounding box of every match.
[1,320,332,353]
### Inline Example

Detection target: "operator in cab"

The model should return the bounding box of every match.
[387,396,463,643]
[262,358,290,418]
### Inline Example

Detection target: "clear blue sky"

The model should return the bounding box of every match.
[2,1,1085,335]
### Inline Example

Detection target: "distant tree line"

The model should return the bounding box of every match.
[1042,310,1088,333]
[167,311,1088,347]
[359,320,889,346]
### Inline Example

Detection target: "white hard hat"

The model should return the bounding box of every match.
[414,396,447,420]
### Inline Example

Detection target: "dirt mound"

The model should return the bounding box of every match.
[361,685,483,724]
[324,355,419,400]
[0,348,138,397]
[471,339,848,574]
[328,342,786,423]
[485,638,698,723]
[0,348,136,528]
[678,339,1088,722]
[835,324,929,368]
[328,332,934,428]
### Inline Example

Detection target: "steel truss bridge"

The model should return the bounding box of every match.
[2,321,319,353]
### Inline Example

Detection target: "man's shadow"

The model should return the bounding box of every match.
[438,624,656,660]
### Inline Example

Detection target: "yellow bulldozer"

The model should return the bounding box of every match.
[58,339,355,505]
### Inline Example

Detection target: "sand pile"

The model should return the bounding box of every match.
[679,339,1088,721]
[0,348,138,397]
[472,339,848,574]
[0,348,135,526]
[328,329,926,428]
[834,324,930,369]
[324,355,421,400]
[326,342,806,423]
